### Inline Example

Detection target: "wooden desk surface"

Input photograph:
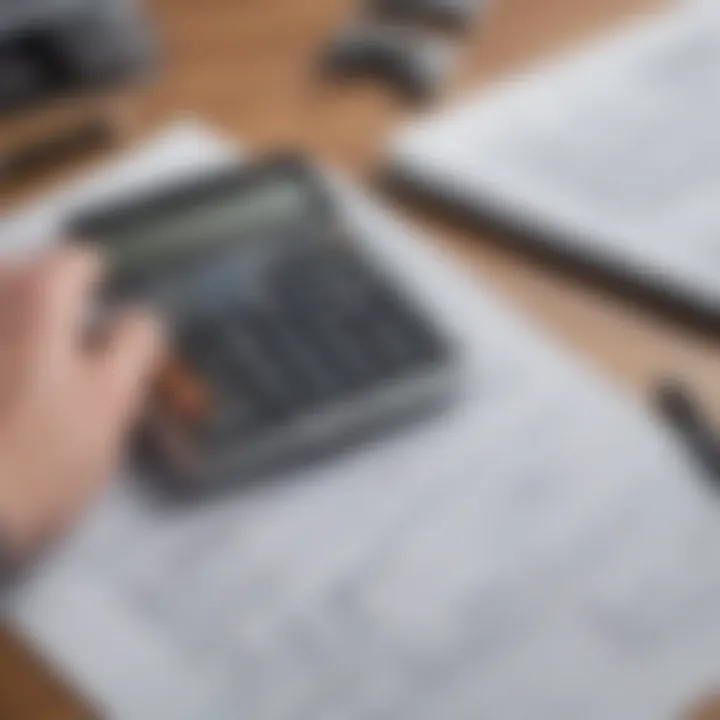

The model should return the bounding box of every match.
[0,0,718,716]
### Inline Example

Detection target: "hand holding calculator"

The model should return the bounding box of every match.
[70,157,456,495]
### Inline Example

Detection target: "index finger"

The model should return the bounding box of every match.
[33,247,104,360]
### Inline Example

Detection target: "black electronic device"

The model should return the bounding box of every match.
[368,0,481,30]
[0,0,153,114]
[323,26,452,101]
[69,156,456,494]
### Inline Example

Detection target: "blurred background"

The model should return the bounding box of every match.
[0,0,716,412]
[0,0,719,718]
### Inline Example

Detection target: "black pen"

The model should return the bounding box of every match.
[654,379,720,482]
[0,118,113,184]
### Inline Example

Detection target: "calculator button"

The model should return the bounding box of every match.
[364,315,418,372]
[224,313,300,419]
[371,291,447,363]
[261,312,343,404]
[174,320,263,432]
[243,313,319,401]
[275,248,368,304]
[176,320,221,368]
[200,398,260,445]
[155,356,212,426]
[317,315,385,389]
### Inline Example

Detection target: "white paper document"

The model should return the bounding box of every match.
[2,122,720,719]
[389,2,720,317]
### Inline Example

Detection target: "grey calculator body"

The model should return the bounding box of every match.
[69,156,457,495]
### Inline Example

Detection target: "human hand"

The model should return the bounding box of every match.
[0,247,163,562]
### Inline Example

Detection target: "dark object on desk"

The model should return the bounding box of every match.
[654,379,720,481]
[322,25,453,101]
[368,0,482,31]
[69,155,456,496]
[0,117,114,183]
[0,0,154,115]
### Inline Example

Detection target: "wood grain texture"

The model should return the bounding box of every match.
[0,0,718,716]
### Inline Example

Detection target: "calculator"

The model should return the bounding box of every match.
[70,156,456,494]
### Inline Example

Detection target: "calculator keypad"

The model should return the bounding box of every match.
[171,244,448,447]
[71,158,455,488]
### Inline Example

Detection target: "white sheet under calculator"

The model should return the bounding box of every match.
[3,122,720,720]
[390,2,720,318]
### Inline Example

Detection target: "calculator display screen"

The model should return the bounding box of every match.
[99,179,311,275]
